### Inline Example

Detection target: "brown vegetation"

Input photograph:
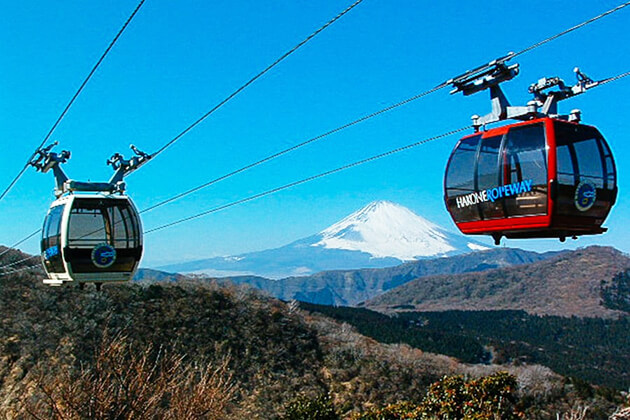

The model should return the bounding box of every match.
[15,332,235,419]
[367,246,630,317]
[0,247,627,418]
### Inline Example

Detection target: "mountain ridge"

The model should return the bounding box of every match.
[141,247,557,306]
[365,246,630,318]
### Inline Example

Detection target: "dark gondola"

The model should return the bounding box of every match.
[30,142,150,286]
[444,58,617,244]
[41,194,143,285]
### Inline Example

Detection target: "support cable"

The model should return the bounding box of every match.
[144,125,470,234]
[598,70,630,85]
[0,265,42,277]
[148,0,365,161]
[139,83,444,214]
[511,1,630,59]
[0,0,146,203]
[139,1,630,214]
[0,254,40,271]
[0,229,42,259]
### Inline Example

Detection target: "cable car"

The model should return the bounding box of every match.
[443,58,617,244]
[445,117,616,243]
[41,194,143,286]
[29,142,150,287]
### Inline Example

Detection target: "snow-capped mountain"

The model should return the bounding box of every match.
[315,200,485,259]
[157,201,489,279]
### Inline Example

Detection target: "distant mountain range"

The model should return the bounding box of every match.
[218,247,559,306]
[137,246,630,318]
[365,246,630,318]
[139,247,556,306]
[158,201,489,278]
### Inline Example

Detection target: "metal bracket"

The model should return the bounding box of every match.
[448,59,602,131]
[30,142,151,197]
[449,53,519,96]
[28,142,71,195]
[107,145,151,192]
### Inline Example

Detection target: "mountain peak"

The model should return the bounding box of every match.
[353,200,416,218]
[159,200,489,279]
[314,201,484,260]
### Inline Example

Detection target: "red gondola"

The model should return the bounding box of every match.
[443,58,617,244]
[445,117,616,243]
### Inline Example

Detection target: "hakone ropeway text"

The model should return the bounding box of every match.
[456,179,533,208]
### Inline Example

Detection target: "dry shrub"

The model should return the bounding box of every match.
[168,359,235,419]
[20,332,235,419]
[611,406,630,420]
[557,405,589,420]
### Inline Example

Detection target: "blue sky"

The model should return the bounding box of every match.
[1,0,629,267]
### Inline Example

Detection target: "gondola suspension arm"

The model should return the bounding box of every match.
[29,143,151,197]
[448,57,612,130]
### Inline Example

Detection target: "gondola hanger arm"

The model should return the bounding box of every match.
[107,145,151,188]
[447,57,608,130]
[29,143,151,197]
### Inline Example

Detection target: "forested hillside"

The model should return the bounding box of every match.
[301,303,630,389]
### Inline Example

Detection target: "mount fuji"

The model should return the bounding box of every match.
[158,201,489,279]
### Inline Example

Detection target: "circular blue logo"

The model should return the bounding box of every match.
[91,243,117,268]
[574,181,597,212]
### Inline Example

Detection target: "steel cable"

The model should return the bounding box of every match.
[139,83,446,215]
[148,0,365,161]
[0,264,43,277]
[511,1,630,59]
[138,1,630,215]
[0,254,40,271]
[0,0,146,203]
[598,70,630,85]
[144,125,470,234]
[0,228,42,259]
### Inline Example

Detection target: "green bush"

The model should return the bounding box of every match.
[281,394,339,420]
[350,401,423,419]
[420,372,523,419]
[351,372,523,420]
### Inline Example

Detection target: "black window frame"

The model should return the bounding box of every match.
[67,198,141,249]
[41,204,66,273]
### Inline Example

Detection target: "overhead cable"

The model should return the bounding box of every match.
[148,0,365,161]
[0,254,41,271]
[598,70,630,85]
[0,228,42,259]
[139,83,444,214]
[139,1,630,214]
[0,265,42,277]
[0,0,146,203]
[144,125,470,233]
[511,0,630,59]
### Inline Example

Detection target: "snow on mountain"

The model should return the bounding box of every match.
[314,200,461,259]
[156,201,489,278]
